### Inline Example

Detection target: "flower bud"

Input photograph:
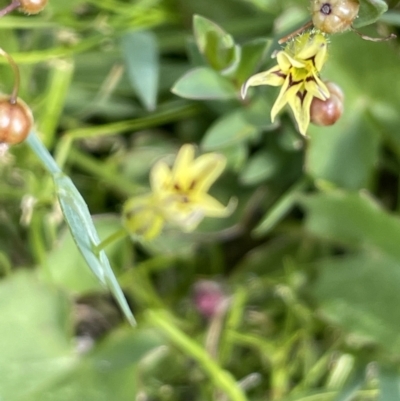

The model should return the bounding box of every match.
[310,81,344,127]
[0,96,33,145]
[193,280,226,319]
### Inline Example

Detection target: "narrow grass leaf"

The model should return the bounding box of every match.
[122,30,159,111]
[54,173,135,325]
[254,179,308,236]
[26,132,135,326]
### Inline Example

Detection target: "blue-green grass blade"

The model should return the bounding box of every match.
[26,132,136,326]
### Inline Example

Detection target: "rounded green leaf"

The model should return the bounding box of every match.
[193,14,240,72]
[313,251,400,353]
[239,149,281,185]
[234,37,272,85]
[201,109,260,150]
[171,67,237,100]
[306,108,380,190]
[0,272,73,400]
[354,0,388,28]
[301,191,400,262]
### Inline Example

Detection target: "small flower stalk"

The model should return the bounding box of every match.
[241,31,330,136]
[122,144,235,240]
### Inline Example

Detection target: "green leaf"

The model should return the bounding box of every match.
[379,366,400,401]
[234,37,272,85]
[334,364,366,401]
[27,133,135,326]
[0,271,73,400]
[54,173,135,325]
[193,14,240,73]
[0,270,163,400]
[39,328,163,401]
[171,67,237,100]
[218,143,248,172]
[242,95,278,130]
[254,179,308,236]
[45,216,130,294]
[354,0,388,28]
[239,149,281,185]
[380,10,400,26]
[201,109,259,150]
[313,251,400,352]
[121,30,159,111]
[321,31,400,158]
[301,191,400,262]
[306,107,380,190]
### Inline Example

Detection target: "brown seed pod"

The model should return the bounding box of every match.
[0,96,33,145]
[311,0,360,33]
[310,81,344,126]
[19,0,48,14]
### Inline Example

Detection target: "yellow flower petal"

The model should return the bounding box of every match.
[150,161,172,193]
[276,51,295,71]
[122,195,165,240]
[311,74,330,99]
[288,89,314,136]
[296,33,327,62]
[197,194,237,217]
[313,41,328,71]
[163,203,205,232]
[190,153,226,194]
[241,67,286,98]
[172,144,195,189]
[280,52,305,69]
[270,78,302,122]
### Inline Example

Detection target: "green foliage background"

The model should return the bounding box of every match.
[1,0,400,399]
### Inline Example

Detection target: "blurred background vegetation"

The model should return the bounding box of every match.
[2,0,400,399]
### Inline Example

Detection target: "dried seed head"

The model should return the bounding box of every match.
[311,0,360,33]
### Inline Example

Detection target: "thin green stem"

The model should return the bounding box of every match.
[26,132,62,175]
[147,310,248,401]
[54,101,200,169]
[67,147,142,196]
[94,228,127,254]
[0,0,21,18]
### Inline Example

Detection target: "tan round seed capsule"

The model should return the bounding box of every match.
[0,96,33,145]
[19,0,48,14]
[311,0,360,33]
[310,82,344,126]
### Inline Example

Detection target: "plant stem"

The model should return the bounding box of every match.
[94,228,127,254]
[147,310,248,401]
[0,0,20,18]
[0,46,20,103]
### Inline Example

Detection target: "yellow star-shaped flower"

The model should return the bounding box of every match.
[122,144,235,240]
[151,144,235,230]
[241,31,330,136]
